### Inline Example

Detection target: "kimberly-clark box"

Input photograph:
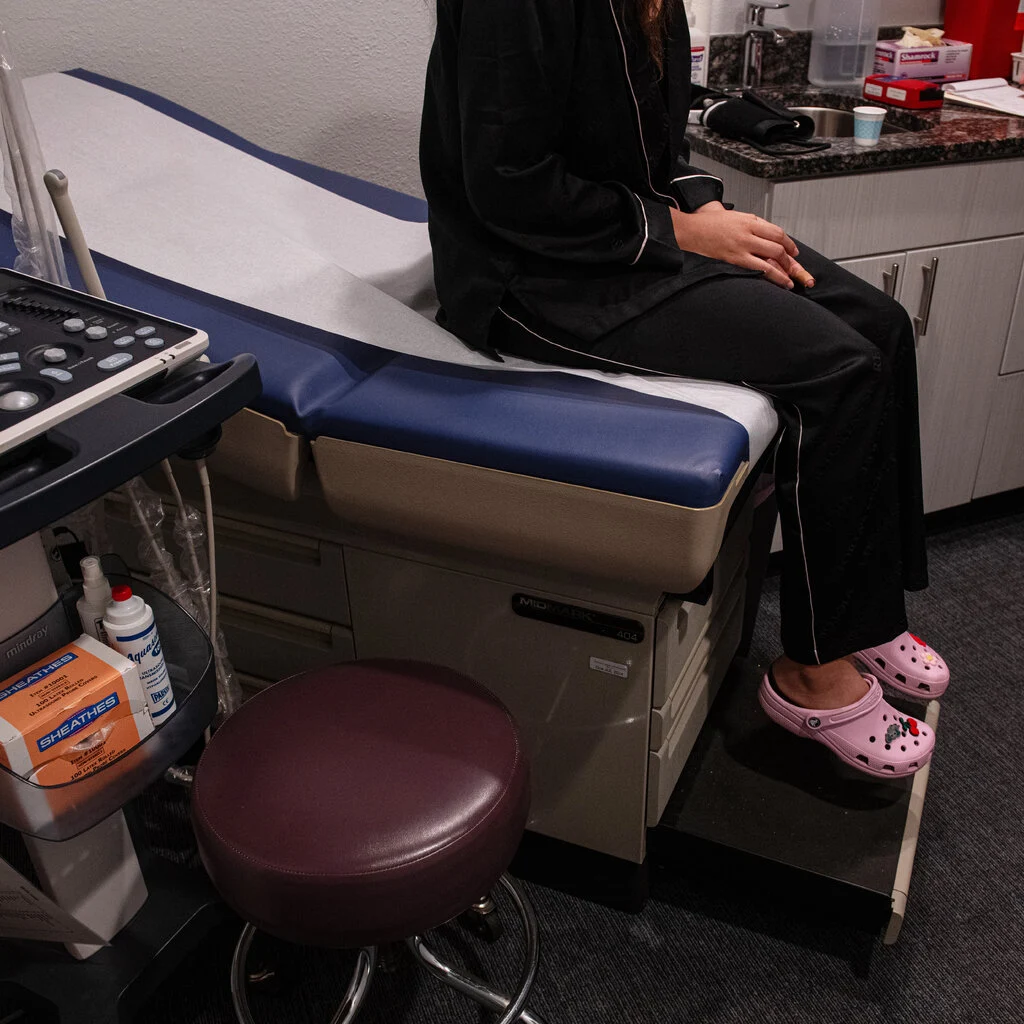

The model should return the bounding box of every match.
[874,39,972,81]
[0,635,153,787]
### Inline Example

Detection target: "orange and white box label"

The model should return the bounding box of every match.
[0,635,153,785]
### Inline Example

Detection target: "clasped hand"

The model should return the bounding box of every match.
[670,202,815,290]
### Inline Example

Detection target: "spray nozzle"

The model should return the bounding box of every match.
[80,556,103,581]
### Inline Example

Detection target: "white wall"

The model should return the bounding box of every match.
[692,0,944,34]
[3,0,942,200]
[3,1,436,197]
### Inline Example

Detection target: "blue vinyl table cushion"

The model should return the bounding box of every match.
[321,357,749,508]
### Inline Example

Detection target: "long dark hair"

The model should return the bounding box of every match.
[635,0,681,73]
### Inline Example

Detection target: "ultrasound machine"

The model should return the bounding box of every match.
[0,222,260,1022]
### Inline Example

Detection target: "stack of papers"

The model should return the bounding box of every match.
[943,79,1024,117]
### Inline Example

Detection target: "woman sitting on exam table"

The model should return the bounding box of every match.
[420,0,949,778]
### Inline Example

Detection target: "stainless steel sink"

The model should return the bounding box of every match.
[790,106,908,138]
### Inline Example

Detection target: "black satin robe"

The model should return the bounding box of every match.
[420,0,753,354]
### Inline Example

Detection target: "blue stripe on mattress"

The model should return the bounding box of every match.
[319,357,749,508]
[64,70,429,224]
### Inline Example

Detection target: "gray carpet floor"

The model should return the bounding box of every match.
[17,513,1024,1023]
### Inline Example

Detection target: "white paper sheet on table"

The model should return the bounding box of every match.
[0,73,778,458]
[944,79,1024,117]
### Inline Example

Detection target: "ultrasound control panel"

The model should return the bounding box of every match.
[0,269,208,456]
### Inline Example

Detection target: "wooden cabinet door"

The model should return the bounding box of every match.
[900,236,1024,512]
[836,253,907,302]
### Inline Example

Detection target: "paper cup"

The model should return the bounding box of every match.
[853,105,887,147]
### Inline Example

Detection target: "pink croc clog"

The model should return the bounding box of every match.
[758,671,935,779]
[856,631,949,699]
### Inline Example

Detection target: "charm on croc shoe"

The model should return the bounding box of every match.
[886,718,918,744]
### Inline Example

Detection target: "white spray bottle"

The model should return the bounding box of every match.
[76,556,111,644]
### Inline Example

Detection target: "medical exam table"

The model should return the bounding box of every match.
[0,70,779,869]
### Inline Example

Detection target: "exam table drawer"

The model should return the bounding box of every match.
[211,518,350,626]
[647,590,745,827]
[650,569,747,751]
[103,495,351,625]
[652,497,752,707]
[218,596,355,682]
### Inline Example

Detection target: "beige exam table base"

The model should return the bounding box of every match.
[107,405,758,865]
[116,408,931,942]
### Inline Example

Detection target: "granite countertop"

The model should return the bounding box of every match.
[687,86,1024,180]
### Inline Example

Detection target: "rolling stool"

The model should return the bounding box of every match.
[191,659,545,1023]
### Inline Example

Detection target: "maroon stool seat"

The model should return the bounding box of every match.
[191,659,530,949]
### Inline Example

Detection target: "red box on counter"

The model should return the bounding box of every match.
[863,75,951,110]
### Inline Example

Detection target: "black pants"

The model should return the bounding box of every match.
[491,245,928,665]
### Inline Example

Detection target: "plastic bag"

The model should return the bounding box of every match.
[169,498,242,717]
[124,478,242,718]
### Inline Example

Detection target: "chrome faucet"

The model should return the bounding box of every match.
[742,1,789,91]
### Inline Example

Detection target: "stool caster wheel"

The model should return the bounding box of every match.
[460,895,503,943]
[377,943,405,974]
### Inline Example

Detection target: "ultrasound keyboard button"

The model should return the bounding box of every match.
[40,368,73,383]
[97,352,134,371]
[0,391,39,412]
[42,348,68,364]
[85,326,109,341]
[0,362,21,375]
[0,352,16,362]
[134,326,157,338]
[63,318,86,333]
[144,337,165,349]
[114,335,136,348]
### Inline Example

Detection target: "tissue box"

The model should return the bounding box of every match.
[0,634,153,786]
[874,39,973,81]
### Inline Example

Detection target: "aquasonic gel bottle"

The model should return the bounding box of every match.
[808,0,882,87]
[103,585,176,722]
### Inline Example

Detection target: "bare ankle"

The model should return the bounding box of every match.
[772,655,869,710]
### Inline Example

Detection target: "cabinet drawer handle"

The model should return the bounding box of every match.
[913,257,939,340]
[881,262,900,298]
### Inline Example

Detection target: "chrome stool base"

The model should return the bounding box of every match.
[229,874,544,1024]
[231,925,376,1024]
[407,874,547,1024]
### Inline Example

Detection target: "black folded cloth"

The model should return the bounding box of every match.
[693,89,832,155]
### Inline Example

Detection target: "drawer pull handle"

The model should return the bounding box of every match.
[882,262,900,299]
[913,257,939,341]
